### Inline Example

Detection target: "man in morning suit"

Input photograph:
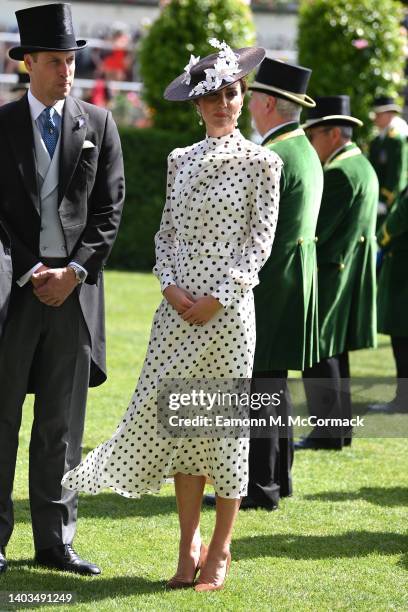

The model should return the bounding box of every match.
[204,59,323,510]
[297,96,378,450]
[0,3,125,574]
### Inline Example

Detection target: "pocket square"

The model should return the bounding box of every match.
[82,140,96,149]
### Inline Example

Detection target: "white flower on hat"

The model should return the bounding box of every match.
[181,54,200,85]
[189,38,240,97]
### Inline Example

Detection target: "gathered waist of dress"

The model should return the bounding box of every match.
[177,238,246,258]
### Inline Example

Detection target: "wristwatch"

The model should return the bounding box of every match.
[68,262,87,284]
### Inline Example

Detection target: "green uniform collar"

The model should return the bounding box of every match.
[262,121,300,146]
[325,142,361,167]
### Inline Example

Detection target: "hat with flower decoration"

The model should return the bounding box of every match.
[164,38,265,101]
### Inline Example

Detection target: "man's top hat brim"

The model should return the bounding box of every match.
[373,103,402,114]
[373,95,402,114]
[302,115,363,129]
[9,40,87,61]
[164,47,265,101]
[249,81,316,108]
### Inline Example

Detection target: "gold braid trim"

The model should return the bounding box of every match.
[380,187,395,207]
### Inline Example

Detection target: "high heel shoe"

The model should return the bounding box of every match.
[194,551,231,592]
[166,543,208,590]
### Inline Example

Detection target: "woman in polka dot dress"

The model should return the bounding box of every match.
[62,41,282,591]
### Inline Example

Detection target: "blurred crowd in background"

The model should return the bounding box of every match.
[0,18,152,127]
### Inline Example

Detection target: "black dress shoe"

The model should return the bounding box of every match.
[203,494,216,507]
[367,400,408,414]
[35,545,101,575]
[240,496,278,511]
[0,546,7,574]
[294,436,342,451]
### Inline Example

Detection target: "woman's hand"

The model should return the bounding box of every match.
[163,285,196,314]
[181,296,223,325]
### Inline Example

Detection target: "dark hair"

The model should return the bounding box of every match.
[239,77,248,95]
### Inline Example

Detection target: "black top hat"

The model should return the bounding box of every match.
[248,57,315,108]
[164,41,265,101]
[9,3,87,61]
[302,95,363,129]
[373,96,401,113]
[11,70,30,92]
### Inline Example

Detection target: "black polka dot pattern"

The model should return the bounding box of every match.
[62,129,282,500]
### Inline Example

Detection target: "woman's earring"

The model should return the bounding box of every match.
[196,108,203,126]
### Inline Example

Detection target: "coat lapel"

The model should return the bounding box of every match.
[7,94,40,214]
[58,95,87,204]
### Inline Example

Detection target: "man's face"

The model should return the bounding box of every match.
[25,51,75,104]
[307,126,336,163]
[374,111,394,130]
[248,91,269,135]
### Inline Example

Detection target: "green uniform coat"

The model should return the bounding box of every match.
[253,122,323,371]
[316,143,378,359]
[368,126,407,208]
[377,187,408,337]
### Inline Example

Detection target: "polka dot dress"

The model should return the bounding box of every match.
[62,129,282,500]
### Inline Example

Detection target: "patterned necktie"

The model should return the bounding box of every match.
[41,106,59,159]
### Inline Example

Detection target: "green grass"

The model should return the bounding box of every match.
[3,271,407,611]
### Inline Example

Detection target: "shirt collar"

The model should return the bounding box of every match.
[28,89,65,122]
[261,121,297,144]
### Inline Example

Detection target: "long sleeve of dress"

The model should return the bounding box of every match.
[152,151,179,292]
[211,155,282,308]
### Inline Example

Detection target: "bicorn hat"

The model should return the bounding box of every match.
[302,95,363,129]
[373,96,401,114]
[164,38,265,101]
[248,57,315,108]
[9,3,87,61]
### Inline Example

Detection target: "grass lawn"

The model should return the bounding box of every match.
[3,271,407,611]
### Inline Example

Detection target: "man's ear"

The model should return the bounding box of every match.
[267,95,277,114]
[24,54,33,73]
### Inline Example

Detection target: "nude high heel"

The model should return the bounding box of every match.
[194,551,231,592]
[166,543,208,590]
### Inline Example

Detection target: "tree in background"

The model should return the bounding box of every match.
[139,0,256,139]
[298,0,406,142]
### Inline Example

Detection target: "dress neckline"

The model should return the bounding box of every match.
[204,129,244,151]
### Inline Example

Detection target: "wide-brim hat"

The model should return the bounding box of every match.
[373,95,401,114]
[248,57,315,108]
[302,95,363,129]
[9,3,87,61]
[164,41,265,102]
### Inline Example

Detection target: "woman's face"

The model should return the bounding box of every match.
[196,83,244,136]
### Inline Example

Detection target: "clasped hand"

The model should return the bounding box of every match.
[31,266,78,307]
[163,285,223,325]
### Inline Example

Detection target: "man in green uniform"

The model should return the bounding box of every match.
[233,58,322,509]
[369,188,408,413]
[369,96,407,223]
[295,96,378,450]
